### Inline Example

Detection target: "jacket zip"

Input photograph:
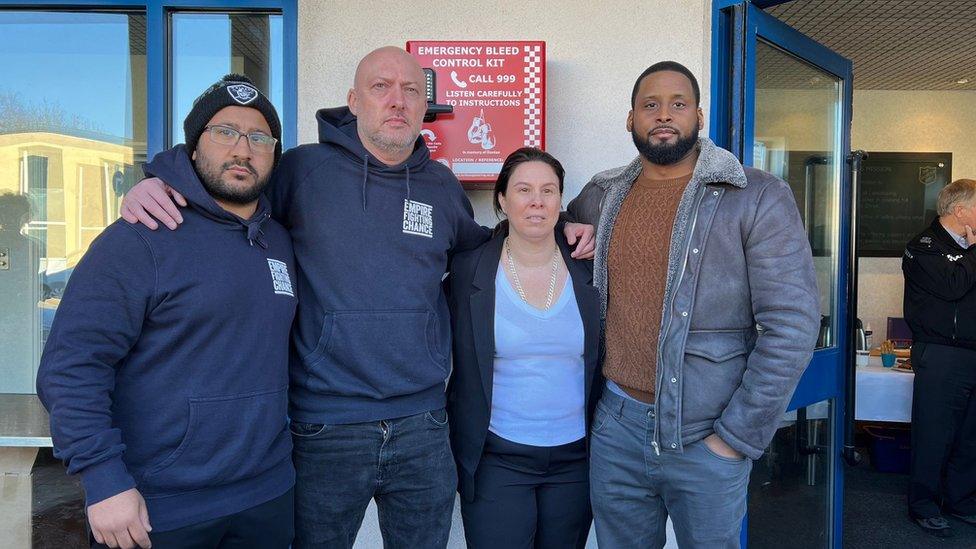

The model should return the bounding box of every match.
[653,187,706,455]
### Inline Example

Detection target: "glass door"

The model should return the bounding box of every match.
[716,3,853,548]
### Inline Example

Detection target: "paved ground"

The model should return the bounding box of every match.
[29,446,976,548]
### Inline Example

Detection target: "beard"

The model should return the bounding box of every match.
[632,125,699,166]
[195,159,270,205]
[365,127,417,155]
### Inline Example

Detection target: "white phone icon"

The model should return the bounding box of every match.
[450,71,468,88]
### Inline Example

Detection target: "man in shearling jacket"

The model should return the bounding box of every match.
[566,61,820,548]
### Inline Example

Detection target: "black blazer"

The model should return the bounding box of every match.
[445,228,603,502]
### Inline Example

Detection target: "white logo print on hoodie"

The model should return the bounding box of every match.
[267,259,294,296]
[402,199,434,238]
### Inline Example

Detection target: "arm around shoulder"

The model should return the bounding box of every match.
[448,176,492,256]
[565,179,605,226]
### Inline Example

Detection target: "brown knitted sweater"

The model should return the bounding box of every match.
[604,172,691,403]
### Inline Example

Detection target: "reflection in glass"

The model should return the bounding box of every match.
[170,12,283,146]
[753,40,842,349]
[0,11,146,393]
[748,400,833,548]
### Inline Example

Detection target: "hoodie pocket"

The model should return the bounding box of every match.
[303,309,448,399]
[140,386,290,494]
[681,330,749,426]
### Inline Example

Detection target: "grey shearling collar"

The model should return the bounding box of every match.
[691,137,747,188]
[592,137,746,316]
[590,137,747,189]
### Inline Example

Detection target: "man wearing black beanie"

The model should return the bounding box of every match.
[184,74,283,163]
[38,74,296,548]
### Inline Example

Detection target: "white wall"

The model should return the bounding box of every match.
[851,90,976,339]
[297,0,712,224]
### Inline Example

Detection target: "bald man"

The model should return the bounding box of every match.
[121,47,594,548]
[276,45,479,549]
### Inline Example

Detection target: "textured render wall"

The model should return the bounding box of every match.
[297,0,712,224]
[851,90,976,340]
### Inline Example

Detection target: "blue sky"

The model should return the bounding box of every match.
[1,11,283,143]
[0,11,137,137]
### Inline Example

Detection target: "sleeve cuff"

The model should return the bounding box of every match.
[79,456,136,507]
[713,420,763,461]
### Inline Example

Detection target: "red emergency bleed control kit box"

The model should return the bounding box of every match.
[407,40,546,190]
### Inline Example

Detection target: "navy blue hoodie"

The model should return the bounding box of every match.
[268,107,490,424]
[36,145,297,533]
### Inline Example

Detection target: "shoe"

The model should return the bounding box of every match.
[914,516,954,538]
[950,512,976,525]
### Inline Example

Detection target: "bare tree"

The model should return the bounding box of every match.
[0,90,102,134]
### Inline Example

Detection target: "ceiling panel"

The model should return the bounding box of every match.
[756,39,842,90]
[765,0,976,90]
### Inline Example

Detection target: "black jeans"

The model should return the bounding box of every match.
[460,431,590,549]
[90,487,293,548]
[291,408,457,549]
[909,342,976,519]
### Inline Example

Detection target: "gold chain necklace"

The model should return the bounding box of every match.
[505,237,559,310]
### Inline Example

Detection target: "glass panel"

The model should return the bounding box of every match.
[748,399,834,548]
[753,40,842,349]
[170,12,283,146]
[0,10,146,394]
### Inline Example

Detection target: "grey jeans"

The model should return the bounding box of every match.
[589,389,751,548]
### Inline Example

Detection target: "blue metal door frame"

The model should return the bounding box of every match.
[711,2,854,547]
[0,0,298,157]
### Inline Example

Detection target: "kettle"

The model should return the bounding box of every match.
[817,315,831,348]
[855,318,868,351]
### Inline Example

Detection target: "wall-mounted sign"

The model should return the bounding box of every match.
[407,40,546,189]
[856,152,951,257]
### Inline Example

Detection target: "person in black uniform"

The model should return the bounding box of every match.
[903,177,976,538]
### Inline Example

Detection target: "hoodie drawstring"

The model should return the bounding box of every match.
[361,154,369,211]
[405,164,411,204]
[360,155,412,211]
[246,213,270,249]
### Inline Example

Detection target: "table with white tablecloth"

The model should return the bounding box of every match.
[855,356,915,423]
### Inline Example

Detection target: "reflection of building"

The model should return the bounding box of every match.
[0,131,143,274]
[0,130,142,394]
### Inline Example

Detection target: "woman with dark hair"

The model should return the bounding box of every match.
[446,148,602,548]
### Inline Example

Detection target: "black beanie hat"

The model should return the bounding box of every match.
[183,74,282,163]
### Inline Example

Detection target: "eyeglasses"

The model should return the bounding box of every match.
[204,125,277,153]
